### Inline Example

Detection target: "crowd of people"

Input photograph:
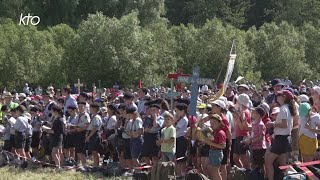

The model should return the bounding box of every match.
[0,78,320,180]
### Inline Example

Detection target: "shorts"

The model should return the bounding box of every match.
[64,133,75,149]
[299,134,318,156]
[209,149,223,167]
[221,140,230,165]
[198,144,210,157]
[50,134,63,149]
[130,137,143,159]
[234,136,249,155]
[251,149,266,166]
[176,136,188,159]
[31,131,41,148]
[123,138,132,160]
[10,135,16,148]
[270,135,290,155]
[24,137,32,152]
[141,133,160,158]
[74,132,86,154]
[88,133,101,152]
[15,131,26,149]
[161,152,175,162]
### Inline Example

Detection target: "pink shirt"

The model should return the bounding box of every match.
[251,120,267,150]
[235,109,251,137]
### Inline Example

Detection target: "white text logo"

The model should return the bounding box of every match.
[19,13,40,25]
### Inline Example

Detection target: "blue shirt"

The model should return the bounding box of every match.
[176,116,188,138]
[143,115,164,133]
[64,95,78,114]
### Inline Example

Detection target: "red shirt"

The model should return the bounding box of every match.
[211,129,226,150]
[220,113,231,140]
[235,109,251,137]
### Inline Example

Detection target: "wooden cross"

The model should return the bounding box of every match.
[74,79,83,94]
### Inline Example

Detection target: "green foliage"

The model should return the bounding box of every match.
[1,5,320,88]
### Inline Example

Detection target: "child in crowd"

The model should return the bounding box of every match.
[158,113,176,162]
[244,107,267,171]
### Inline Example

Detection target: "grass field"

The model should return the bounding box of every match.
[0,166,132,180]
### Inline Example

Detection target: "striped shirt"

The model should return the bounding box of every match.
[251,120,267,150]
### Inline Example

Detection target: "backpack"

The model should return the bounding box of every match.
[103,162,124,177]
[227,166,247,180]
[185,169,209,180]
[151,161,176,180]
[0,150,9,167]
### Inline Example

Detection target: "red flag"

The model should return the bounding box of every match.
[139,79,143,88]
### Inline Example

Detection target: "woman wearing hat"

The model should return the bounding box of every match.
[201,114,226,180]
[265,90,296,180]
[299,102,320,162]
[232,94,252,169]
[210,99,231,180]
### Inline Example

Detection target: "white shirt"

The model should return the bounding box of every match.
[299,114,320,139]
[274,104,293,135]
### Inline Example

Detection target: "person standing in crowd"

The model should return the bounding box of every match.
[23,83,31,95]
[64,105,78,161]
[265,90,296,180]
[46,105,65,168]
[202,114,226,180]
[86,103,102,167]
[174,103,189,177]
[232,94,252,169]
[137,87,148,115]
[74,102,91,166]
[123,92,138,110]
[12,105,29,162]
[35,85,43,96]
[299,102,320,162]
[30,106,42,159]
[62,87,77,117]
[126,106,144,170]
[267,79,285,109]
[78,92,90,114]
[196,113,210,176]
[101,104,118,163]
[159,113,176,161]
[4,92,19,110]
[141,103,164,165]
[122,107,133,170]
[186,116,198,168]
[312,86,320,112]
[244,107,267,171]
[43,92,55,120]
[210,99,231,180]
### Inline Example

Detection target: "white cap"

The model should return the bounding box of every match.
[237,93,251,108]
[299,94,309,103]
[211,99,226,109]
[19,93,26,98]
